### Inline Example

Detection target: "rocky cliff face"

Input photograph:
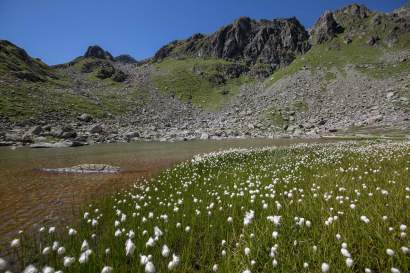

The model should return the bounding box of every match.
[154,17,310,73]
[84,45,114,61]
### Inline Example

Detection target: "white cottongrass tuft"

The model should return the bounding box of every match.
[125,239,136,256]
[42,247,51,255]
[244,247,251,256]
[267,215,281,226]
[63,256,75,267]
[79,250,93,264]
[340,248,351,258]
[57,247,66,255]
[0,258,7,270]
[68,228,77,236]
[23,265,38,273]
[145,261,155,273]
[212,264,219,272]
[346,258,353,267]
[360,215,370,224]
[321,262,330,273]
[161,245,170,257]
[101,266,113,273]
[10,238,20,248]
[81,240,89,252]
[386,248,395,256]
[244,210,255,226]
[42,266,54,273]
[168,254,180,270]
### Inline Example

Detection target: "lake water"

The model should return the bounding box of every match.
[0,138,330,247]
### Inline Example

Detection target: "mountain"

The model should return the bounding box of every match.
[0,2,409,146]
[153,17,310,76]
[0,40,58,82]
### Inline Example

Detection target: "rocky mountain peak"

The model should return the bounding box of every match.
[339,3,371,19]
[84,45,114,61]
[153,16,310,74]
[310,11,342,44]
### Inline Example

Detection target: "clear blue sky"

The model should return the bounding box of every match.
[0,0,406,65]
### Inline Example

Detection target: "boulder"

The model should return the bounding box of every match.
[26,125,43,136]
[200,132,209,140]
[367,36,379,46]
[78,113,93,122]
[124,131,139,140]
[89,124,103,134]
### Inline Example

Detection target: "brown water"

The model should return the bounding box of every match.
[0,138,328,246]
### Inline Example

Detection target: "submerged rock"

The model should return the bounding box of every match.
[30,140,87,148]
[42,164,121,174]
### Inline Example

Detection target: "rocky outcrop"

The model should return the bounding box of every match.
[310,11,342,44]
[154,17,310,72]
[339,4,371,19]
[84,45,114,61]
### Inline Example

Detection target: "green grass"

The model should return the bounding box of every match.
[263,107,287,128]
[0,80,137,121]
[293,100,309,112]
[6,141,410,273]
[268,23,410,86]
[152,58,253,110]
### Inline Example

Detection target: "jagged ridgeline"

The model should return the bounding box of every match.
[153,16,311,77]
[0,3,409,145]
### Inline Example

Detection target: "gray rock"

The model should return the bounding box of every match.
[42,163,120,174]
[30,140,87,148]
[386,91,396,99]
[78,113,93,122]
[366,114,383,125]
[27,125,43,136]
[200,132,209,140]
[89,124,103,134]
[310,11,342,44]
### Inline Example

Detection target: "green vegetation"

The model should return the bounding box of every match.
[6,141,410,273]
[293,100,309,112]
[268,10,410,86]
[264,107,287,128]
[268,37,382,85]
[152,58,253,109]
[0,80,146,121]
[357,61,410,79]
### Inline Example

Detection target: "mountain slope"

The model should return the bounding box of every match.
[0,40,58,82]
[0,2,409,145]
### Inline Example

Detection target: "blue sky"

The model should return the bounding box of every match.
[0,0,406,65]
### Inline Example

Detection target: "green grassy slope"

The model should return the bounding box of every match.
[152,58,253,110]
[268,10,410,85]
